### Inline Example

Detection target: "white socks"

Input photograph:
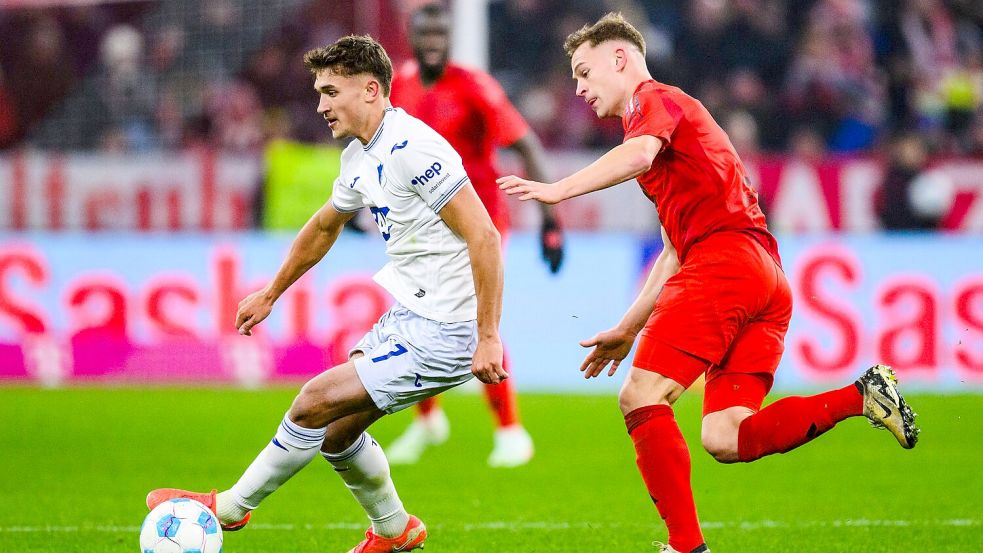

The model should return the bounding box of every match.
[214,417,408,538]
[322,432,409,538]
[218,416,327,521]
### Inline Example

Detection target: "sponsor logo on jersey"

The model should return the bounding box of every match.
[410,162,443,186]
[350,176,360,189]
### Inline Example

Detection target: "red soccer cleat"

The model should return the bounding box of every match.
[347,515,427,552]
[145,488,251,532]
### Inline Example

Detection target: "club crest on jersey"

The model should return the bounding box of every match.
[369,206,393,241]
[410,162,443,186]
[625,95,642,124]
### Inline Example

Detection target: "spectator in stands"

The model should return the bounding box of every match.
[877,132,947,230]
[5,14,77,137]
[96,24,158,150]
[0,63,18,148]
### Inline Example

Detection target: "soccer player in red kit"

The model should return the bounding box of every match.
[499,13,919,552]
[386,3,563,468]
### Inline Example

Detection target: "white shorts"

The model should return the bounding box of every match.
[350,303,477,413]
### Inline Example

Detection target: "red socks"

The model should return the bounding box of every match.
[416,352,519,428]
[737,383,863,461]
[625,405,705,553]
[416,396,437,417]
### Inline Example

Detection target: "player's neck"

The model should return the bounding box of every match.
[419,64,445,86]
[356,103,391,145]
[616,70,656,113]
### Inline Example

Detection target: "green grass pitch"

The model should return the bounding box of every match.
[0,388,979,552]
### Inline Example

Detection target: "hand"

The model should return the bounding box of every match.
[578,327,637,379]
[471,335,507,384]
[540,215,564,274]
[497,175,565,204]
[235,288,275,336]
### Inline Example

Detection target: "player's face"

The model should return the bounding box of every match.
[410,14,450,75]
[314,68,371,140]
[570,43,622,118]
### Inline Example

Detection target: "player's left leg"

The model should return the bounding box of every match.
[485,350,534,467]
[319,410,423,542]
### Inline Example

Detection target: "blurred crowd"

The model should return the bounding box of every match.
[495,0,983,158]
[0,0,981,160]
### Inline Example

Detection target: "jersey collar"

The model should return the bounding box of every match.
[363,107,396,152]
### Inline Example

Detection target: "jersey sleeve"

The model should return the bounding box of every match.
[390,135,470,213]
[330,174,364,213]
[623,88,682,145]
[471,69,529,147]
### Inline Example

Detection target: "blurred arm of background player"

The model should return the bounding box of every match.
[579,226,679,378]
[508,130,564,274]
[236,202,353,335]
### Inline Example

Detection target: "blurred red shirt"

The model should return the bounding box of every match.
[391,61,529,230]
[623,79,780,265]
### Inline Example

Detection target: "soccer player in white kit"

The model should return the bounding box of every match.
[146,35,506,553]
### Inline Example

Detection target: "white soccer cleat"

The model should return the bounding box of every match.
[386,409,450,465]
[856,364,920,449]
[487,425,534,468]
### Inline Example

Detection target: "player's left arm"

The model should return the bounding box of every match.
[497,135,663,204]
[508,131,565,273]
[579,226,680,378]
[439,184,508,385]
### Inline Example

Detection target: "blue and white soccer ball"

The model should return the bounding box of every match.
[139,498,223,553]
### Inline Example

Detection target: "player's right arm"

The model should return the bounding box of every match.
[236,203,355,336]
[579,226,679,378]
[497,134,662,204]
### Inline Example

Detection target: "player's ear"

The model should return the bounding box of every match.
[364,79,381,102]
[613,47,627,72]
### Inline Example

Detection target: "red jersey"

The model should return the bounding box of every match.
[391,61,529,229]
[623,80,780,265]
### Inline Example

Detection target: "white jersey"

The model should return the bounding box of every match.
[331,107,476,323]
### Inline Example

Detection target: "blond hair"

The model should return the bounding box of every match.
[563,12,646,58]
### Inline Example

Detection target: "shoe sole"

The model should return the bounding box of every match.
[864,365,919,449]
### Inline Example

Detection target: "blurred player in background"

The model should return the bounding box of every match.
[500,13,920,553]
[385,2,563,468]
[148,35,506,553]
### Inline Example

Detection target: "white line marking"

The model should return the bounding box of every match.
[0,519,977,533]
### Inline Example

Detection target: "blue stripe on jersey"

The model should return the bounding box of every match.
[331,198,361,213]
[363,121,385,151]
[432,176,470,213]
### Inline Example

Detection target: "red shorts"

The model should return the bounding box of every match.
[633,232,792,415]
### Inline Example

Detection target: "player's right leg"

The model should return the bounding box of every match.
[620,341,710,553]
[147,360,377,529]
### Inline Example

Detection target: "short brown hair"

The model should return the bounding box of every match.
[303,35,393,96]
[563,12,646,58]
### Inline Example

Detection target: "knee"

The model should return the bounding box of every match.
[618,374,681,415]
[700,418,741,463]
[700,432,737,463]
[288,383,330,428]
